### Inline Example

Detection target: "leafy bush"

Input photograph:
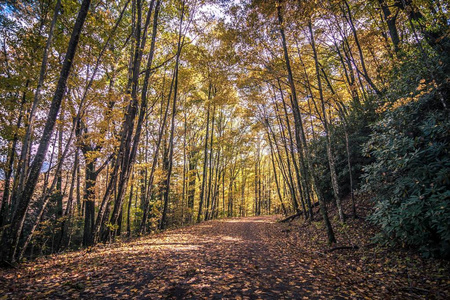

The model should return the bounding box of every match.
[362,93,450,258]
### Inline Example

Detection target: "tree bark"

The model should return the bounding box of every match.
[17,0,62,198]
[197,83,212,223]
[343,0,381,96]
[277,0,336,244]
[308,20,345,223]
[205,105,216,221]
[159,1,185,230]
[0,0,92,263]
[265,121,287,216]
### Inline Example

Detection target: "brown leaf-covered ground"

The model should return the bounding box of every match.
[1,215,449,299]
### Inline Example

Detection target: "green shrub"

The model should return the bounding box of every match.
[362,94,450,258]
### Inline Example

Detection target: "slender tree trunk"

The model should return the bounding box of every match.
[322,68,359,220]
[0,0,92,263]
[0,87,28,227]
[83,161,97,247]
[205,105,215,221]
[240,169,246,217]
[334,42,361,110]
[57,148,78,251]
[17,0,62,198]
[19,119,77,259]
[277,2,314,215]
[277,0,336,244]
[127,173,135,236]
[343,0,381,95]
[187,150,197,222]
[54,101,65,246]
[265,122,287,215]
[227,177,234,217]
[267,113,300,214]
[140,74,169,233]
[160,1,185,230]
[308,21,345,223]
[182,101,187,223]
[268,119,295,213]
[197,83,212,223]
[102,0,160,239]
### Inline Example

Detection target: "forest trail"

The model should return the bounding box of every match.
[1,215,449,299]
[1,216,319,299]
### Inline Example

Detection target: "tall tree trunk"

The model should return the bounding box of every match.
[265,121,287,215]
[277,1,313,216]
[19,119,77,260]
[334,42,361,110]
[83,160,97,247]
[182,101,187,223]
[240,169,246,217]
[0,86,28,227]
[205,105,215,221]
[159,1,185,230]
[227,177,234,217]
[127,173,135,237]
[321,68,358,220]
[378,0,400,54]
[187,150,197,222]
[0,0,92,264]
[197,83,212,223]
[17,0,62,199]
[140,74,169,233]
[267,112,300,214]
[57,148,79,251]
[308,20,345,223]
[343,0,381,95]
[277,0,336,244]
[100,0,160,239]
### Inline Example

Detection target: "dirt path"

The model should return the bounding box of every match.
[0,216,318,299]
[1,215,449,299]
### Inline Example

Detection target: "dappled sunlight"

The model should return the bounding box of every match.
[2,216,449,299]
[195,224,213,229]
[222,216,278,224]
[220,236,242,242]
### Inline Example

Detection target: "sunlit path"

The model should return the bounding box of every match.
[2,215,449,299]
[1,216,316,299]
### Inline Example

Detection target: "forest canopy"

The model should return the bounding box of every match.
[0,0,449,265]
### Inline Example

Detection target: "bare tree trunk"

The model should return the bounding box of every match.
[276,85,310,218]
[334,42,361,110]
[267,111,299,214]
[321,67,358,220]
[308,20,345,223]
[19,118,77,260]
[140,74,169,233]
[182,100,187,223]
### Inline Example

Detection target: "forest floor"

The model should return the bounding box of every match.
[1,211,450,299]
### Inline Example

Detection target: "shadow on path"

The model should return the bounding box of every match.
[0,216,332,299]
